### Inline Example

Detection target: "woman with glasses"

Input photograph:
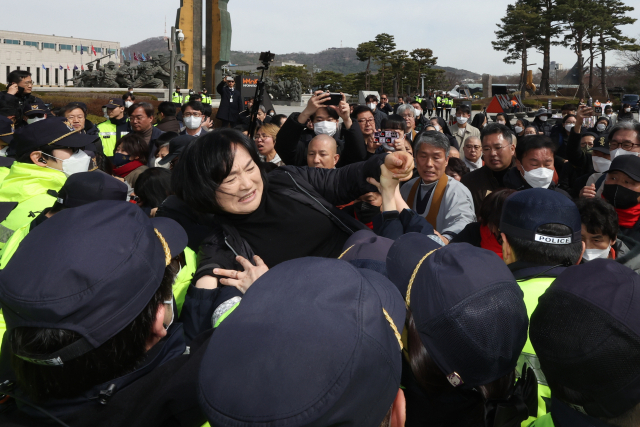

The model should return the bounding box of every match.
[254,123,284,168]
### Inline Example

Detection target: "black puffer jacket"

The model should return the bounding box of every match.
[193,155,386,283]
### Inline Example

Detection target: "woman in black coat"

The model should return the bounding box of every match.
[171,129,414,288]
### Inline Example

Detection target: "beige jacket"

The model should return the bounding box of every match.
[449,123,480,149]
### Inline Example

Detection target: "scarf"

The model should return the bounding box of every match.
[616,203,640,228]
[480,224,503,259]
[113,160,144,178]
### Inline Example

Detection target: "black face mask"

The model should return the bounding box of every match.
[603,184,640,209]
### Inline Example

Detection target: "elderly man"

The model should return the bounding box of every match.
[129,102,164,166]
[462,136,483,171]
[307,134,340,169]
[400,131,476,243]
[461,124,516,217]
[397,104,419,145]
[449,105,480,148]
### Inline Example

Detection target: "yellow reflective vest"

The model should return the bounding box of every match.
[517,276,555,425]
[0,162,66,251]
[201,94,211,105]
[174,247,197,316]
[526,413,554,427]
[172,92,183,104]
[97,120,129,157]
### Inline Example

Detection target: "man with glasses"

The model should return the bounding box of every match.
[461,123,516,216]
[462,136,483,171]
[379,94,393,114]
[180,101,206,137]
[353,105,377,158]
[2,70,41,127]
[128,102,165,166]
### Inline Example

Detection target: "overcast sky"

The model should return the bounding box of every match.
[6,0,640,75]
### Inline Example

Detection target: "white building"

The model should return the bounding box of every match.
[0,30,120,87]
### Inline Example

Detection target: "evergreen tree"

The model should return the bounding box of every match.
[356,41,378,91]
[410,48,438,96]
[373,33,396,94]
[492,1,541,99]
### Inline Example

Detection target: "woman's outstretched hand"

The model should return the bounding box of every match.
[213,255,269,294]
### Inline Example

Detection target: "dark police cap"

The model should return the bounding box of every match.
[22,98,49,116]
[591,133,609,155]
[102,98,125,109]
[158,134,194,165]
[530,259,640,418]
[500,188,581,245]
[11,117,96,158]
[387,236,528,388]
[339,229,394,276]
[54,171,129,207]
[0,201,187,366]
[0,115,14,145]
[606,154,640,182]
[198,257,405,427]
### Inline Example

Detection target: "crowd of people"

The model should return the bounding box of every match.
[0,67,639,427]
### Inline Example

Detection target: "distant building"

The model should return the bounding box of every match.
[550,61,564,71]
[0,30,120,86]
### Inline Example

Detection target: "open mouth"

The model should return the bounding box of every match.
[239,190,256,203]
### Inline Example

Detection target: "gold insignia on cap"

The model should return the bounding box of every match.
[383,308,403,351]
[63,120,74,131]
[31,105,38,110]
[447,372,464,387]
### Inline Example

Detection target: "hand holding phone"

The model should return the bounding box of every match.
[374,131,399,152]
[7,83,18,96]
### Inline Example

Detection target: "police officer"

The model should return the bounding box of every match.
[97,98,129,157]
[0,118,93,252]
[0,116,15,180]
[445,95,453,121]
[529,259,640,427]
[386,234,536,427]
[500,188,585,419]
[0,201,241,426]
[171,86,183,105]
[21,99,49,125]
[198,257,406,426]
[200,88,211,105]
[436,92,443,118]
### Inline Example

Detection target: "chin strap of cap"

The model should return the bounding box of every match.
[12,336,94,367]
[406,248,439,308]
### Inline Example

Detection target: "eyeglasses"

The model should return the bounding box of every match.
[254,134,271,140]
[381,98,388,100]
[580,142,594,148]
[357,118,375,124]
[183,113,203,118]
[21,81,34,86]
[465,145,482,151]
[610,141,640,150]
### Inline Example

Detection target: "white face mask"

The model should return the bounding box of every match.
[521,166,554,189]
[592,156,611,173]
[625,108,631,113]
[582,245,611,261]
[154,156,171,169]
[539,116,548,122]
[514,126,524,134]
[0,147,8,157]
[497,120,506,125]
[415,110,422,117]
[596,123,607,132]
[313,121,337,137]
[43,150,92,177]
[163,298,174,330]
[434,125,441,131]
[565,124,575,132]
[456,116,468,125]
[610,148,640,161]
[184,116,202,130]
[367,103,377,111]
[125,101,133,108]
[27,116,46,125]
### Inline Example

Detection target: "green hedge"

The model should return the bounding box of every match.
[0,83,5,92]
[472,104,483,110]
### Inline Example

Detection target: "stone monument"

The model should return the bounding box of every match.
[176,0,230,94]
[482,74,492,99]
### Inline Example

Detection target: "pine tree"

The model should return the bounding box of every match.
[356,41,378,91]
[373,33,396,94]
[492,1,542,100]
[410,48,438,96]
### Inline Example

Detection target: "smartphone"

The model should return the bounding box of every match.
[324,93,343,106]
[374,131,399,152]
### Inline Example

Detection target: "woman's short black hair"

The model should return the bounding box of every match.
[381,114,408,133]
[479,189,517,229]
[576,197,619,241]
[115,133,148,165]
[172,129,266,214]
[134,168,173,208]
[562,114,577,124]
[445,157,470,179]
